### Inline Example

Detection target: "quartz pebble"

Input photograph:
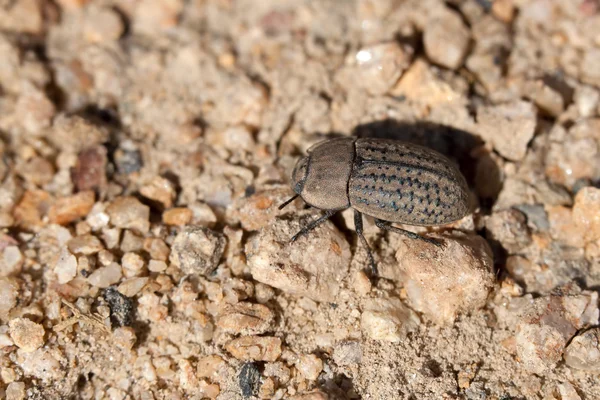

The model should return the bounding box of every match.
[347,42,413,95]
[217,302,274,335]
[476,101,537,161]
[245,217,351,302]
[67,234,103,255]
[9,317,45,352]
[296,354,323,381]
[1,246,23,277]
[564,328,600,371]
[6,382,26,400]
[143,237,170,261]
[225,336,282,362]
[48,191,95,225]
[170,227,226,276]
[387,233,494,325]
[54,247,77,284]
[361,297,419,342]
[106,197,150,234]
[140,176,175,208]
[117,277,149,297]
[87,262,122,288]
[423,9,470,70]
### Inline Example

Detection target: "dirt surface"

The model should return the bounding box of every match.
[0,0,600,399]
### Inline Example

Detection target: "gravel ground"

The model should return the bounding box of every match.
[0,0,600,399]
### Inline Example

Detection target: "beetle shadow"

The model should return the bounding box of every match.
[351,119,502,211]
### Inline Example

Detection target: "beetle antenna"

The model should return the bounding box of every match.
[278,194,299,210]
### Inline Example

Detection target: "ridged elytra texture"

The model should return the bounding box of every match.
[291,137,470,226]
[349,139,470,225]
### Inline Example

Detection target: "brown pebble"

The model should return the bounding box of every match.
[72,146,107,193]
[48,191,95,225]
[225,336,282,362]
[13,190,52,231]
[163,207,193,226]
[217,302,275,335]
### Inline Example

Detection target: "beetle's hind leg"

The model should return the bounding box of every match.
[374,219,442,247]
[290,209,338,243]
[354,211,377,276]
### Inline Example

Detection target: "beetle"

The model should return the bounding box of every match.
[279,137,471,275]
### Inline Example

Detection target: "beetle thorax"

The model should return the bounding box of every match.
[291,137,356,211]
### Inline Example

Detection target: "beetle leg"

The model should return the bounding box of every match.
[354,211,377,276]
[290,209,338,243]
[374,219,442,247]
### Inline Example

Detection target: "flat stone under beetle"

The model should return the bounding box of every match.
[279,137,471,275]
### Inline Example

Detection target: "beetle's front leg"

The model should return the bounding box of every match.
[290,209,338,243]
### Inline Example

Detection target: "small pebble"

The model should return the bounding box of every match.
[1,246,23,277]
[239,362,261,398]
[121,252,145,278]
[143,237,170,261]
[72,146,108,193]
[103,286,134,327]
[485,209,532,253]
[9,317,45,352]
[67,234,104,255]
[87,262,122,288]
[296,354,323,381]
[572,187,600,244]
[169,227,226,276]
[226,336,282,362]
[54,247,78,284]
[140,176,176,208]
[564,328,600,371]
[197,355,227,381]
[117,277,149,297]
[350,42,412,95]
[148,259,167,272]
[217,302,275,335]
[163,207,193,226]
[361,297,419,342]
[106,197,150,234]
[0,277,20,318]
[333,341,362,366]
[48,191,95,225]
[113,326,137,351]
[476,100,537,161]
[6,382,26,400]
[424,9,471,70]
[13,190,52,231]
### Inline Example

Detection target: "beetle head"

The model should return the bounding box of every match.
[291,155,309,195]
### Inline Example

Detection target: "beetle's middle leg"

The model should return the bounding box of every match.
[374,219,441,247]
[354,211,377,276]
[290,209,338,243]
